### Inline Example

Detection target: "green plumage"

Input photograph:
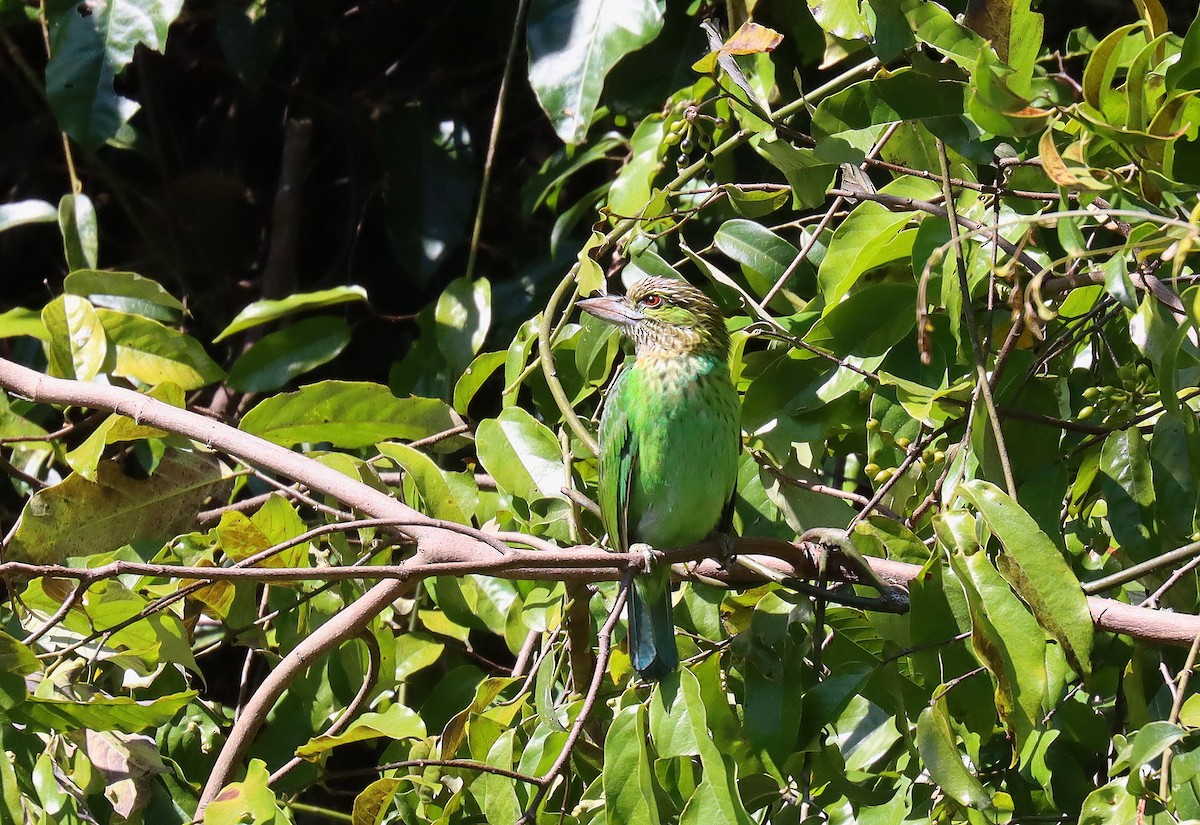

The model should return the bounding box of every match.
[580,277,740,680]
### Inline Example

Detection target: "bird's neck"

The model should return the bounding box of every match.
[632,329,728,361]
[632,349,728,392]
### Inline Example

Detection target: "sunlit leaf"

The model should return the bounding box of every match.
[240,381,459,448]
[8,450,230,564]
[98,309,225,389]
[214,285,368,342]
[527,0,665,145]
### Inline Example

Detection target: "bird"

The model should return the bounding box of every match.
[578,276,740,680]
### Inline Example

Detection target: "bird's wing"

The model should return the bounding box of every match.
[599,367,637,552]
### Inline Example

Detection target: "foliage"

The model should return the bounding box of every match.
[4,0,1200,824]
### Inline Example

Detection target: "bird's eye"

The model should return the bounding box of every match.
[641,294,664,309]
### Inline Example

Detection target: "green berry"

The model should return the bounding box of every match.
[1082,386,1100,400]
[1079,405,1095,420]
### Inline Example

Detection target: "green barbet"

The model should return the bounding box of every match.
[579,276,740,680]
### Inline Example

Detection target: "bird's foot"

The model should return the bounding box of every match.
[712,530,736,562]
[629,542,661,574]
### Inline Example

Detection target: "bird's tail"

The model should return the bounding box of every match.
[627,571,678,680]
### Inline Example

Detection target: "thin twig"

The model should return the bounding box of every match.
[1160,629,1200,800]
[269,630,382,786]
[935,139,1017,498]
[465,0,530,281]
[517,573,630,824]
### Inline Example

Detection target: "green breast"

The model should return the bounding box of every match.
[613,353,740,549]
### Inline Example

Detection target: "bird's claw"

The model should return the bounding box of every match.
[629,542,660,573]
[713,531,736,562]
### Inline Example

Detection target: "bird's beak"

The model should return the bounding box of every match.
[577,294,643,326]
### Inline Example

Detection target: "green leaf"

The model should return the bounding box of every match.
[812,70,981,164]
[1101,254,1138,310]
[435,277,492,374]
[17,690,195,734]
[527,0,665,145]
[807,281,917,357]
[0,632,39,711]
[608,115,668,219]
[475,407,565,501]
[0,307,49,342]
[214,285,368,342]
[1079,778,1138,825]
[0,199,57,233]
[1125,721,1186,786]
[576,228,606,296]
[8,450,230,564]
[1167,10,1200,95]
[377,442,472,523]
[65,270,184,322]
[215,493,309,568]
[721,185,790,218]
[714,219,799,285]
[958,480,1094,675]
[916,699,992,810]
[603,700,663,825]
[949,549,1048,747]
[228,316,351,393]
[752,137,839,209]
[240,381,459,448]
[352,778,403,825]
[1151,413,1200,544]
[966,47,1047,138]
[1100,427,1157,561]
[453,350,507,415]
[44,0,185,148]
[900,0,987,70]
[476,729,521,824]
[394,633,446,683]
[65,382,183,479]
[95,309,224,389]
[1081,23,1145,113]
[41,294,108,381]
[57,193,98,270]
[671,669,755,825]
[817,178,936,303]
[294,704,425,757]
[962,0,1043,95]
[202,759,279,825]
[806,0,869,40]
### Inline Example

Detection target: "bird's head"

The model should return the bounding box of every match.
[577,276,730,359]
